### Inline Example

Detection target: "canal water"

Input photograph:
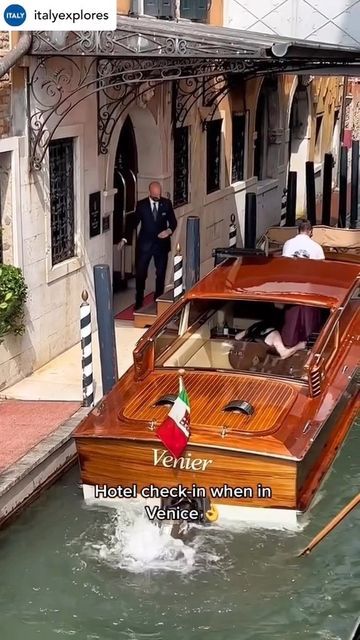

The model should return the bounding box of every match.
[0,422,359,640]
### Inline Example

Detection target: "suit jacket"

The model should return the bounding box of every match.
[126,196,177,254]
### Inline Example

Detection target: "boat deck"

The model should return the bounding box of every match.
[74,322,360,462]
[73,255,360,515]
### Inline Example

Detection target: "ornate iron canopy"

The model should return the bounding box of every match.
[30,15,360,60]
[28,15,360,170]
[30,17,270,58]
[30,55,278,169]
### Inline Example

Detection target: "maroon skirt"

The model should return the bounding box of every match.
[281,305,322,347]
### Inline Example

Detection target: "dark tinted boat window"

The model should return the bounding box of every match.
[351,286,360,299]
[153,311,182,360]
[154,299,330,380]
[188,299,224,326]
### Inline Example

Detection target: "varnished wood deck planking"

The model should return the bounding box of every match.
[74,330,359,461]
[122,372,297,435]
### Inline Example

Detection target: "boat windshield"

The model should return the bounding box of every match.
[153,298,330,380]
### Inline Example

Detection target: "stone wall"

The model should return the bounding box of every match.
[224,0,360,47]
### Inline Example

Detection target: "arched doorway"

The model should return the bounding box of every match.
[113,115,138,292]
[288,80,311,216]
[254,77,280,180]
[254,87,267,180]
[107,104,164,312]
[331,107,341,187]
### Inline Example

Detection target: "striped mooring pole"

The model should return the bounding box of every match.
[173,243,183,302]
[80,290,94,407]
[280,188,287,226]
[229,214,237,247]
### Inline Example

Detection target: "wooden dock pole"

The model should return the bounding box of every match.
[298,492,360,557]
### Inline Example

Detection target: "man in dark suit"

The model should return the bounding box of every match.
[120,181,177,310]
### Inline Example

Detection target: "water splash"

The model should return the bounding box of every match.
[83,502,220,574]
[79,496,311,575]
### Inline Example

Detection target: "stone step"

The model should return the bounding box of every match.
[133,302,157,329]
[156,288,176,315]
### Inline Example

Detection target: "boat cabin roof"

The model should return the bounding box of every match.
[187,256,360,308]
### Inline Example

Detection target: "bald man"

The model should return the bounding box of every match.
[129,182,177,310]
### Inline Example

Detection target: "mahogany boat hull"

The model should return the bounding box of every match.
[77,437,300,527]
[75,389,359,528]
[73,255,360,528]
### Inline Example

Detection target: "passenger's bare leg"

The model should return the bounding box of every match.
[265,331,306,360]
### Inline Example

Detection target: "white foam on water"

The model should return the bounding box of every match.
[221,518,304,534]
[83,502,220,574]
[80,493,319,575]
[316,632,342,640]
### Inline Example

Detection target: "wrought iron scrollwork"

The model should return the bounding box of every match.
[29,54,258,168]
[173,70,242,129]
[173,125,189,208]
[97,58,157,155]
[173,76,203,128]
[31,30,192,57]
[49,138,75,265]
[202,74,227,107]
[30,24,264,59]
[29,56,98,170]
[202,74,241,128]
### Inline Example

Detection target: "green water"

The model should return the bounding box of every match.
[0,422,360,640]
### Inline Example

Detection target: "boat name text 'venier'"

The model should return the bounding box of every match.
[153,449,213,471]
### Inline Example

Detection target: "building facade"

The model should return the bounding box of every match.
[224,0,360,47]
[0,0,349,389]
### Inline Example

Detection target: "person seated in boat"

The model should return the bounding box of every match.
[282,219,325,260]
[234,320,306,360]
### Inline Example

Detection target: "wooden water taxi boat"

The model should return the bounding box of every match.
[73,252,360,528]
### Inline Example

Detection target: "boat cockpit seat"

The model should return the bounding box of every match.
[228,340,308,377]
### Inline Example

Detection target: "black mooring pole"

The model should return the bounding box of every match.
[244,192,257,249]
[93,264,118,396]
[338,145,348,228]
[321,153,333,226]
[305,161,316,225]
[185,216,200,290]
[286,172,297,226]
[350,138,359,229]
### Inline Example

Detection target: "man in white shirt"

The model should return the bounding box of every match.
[282,219,325,260]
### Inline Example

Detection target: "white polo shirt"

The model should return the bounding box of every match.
[282,234,325,260]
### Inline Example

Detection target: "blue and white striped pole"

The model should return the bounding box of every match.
[80,290,94,407]
[173,243,183,302]
[229,214,237,247]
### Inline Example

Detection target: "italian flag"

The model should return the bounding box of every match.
[156,377,190,459]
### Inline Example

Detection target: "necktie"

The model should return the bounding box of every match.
[152,202,157,221]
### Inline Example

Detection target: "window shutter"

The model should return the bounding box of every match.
[232,114,246,183]
[144,0,174,17]
[159,0,174,17]
[206,120,222,194]
[173,126,189,208]
[144,0,158,16]
[181,0,207,21]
